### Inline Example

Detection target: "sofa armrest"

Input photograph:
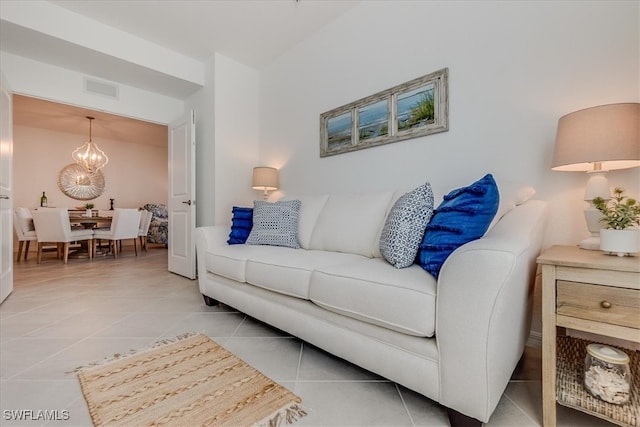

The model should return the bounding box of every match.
[436,200,547,422]
[196,225,230,293]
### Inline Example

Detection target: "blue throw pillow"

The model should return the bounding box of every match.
[416,174,499,279]
[227,207,253,245]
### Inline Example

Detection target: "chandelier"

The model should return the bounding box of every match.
[72,116,109,174]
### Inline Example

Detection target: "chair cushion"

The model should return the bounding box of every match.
[227,207,253,245]
[70,229,94,239]
[416,174,499,279]
[16,207,35,234]
[380,182,434,268]
[309,258,438,337]
[246,200,302,248]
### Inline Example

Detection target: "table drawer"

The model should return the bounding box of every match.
[557,280,640,329]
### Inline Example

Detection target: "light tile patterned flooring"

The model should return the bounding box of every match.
[1,247,611,426]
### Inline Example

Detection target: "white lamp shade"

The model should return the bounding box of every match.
[552,103,640,172]
[252,167,279,191]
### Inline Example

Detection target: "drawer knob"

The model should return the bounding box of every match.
[600,301,612,309]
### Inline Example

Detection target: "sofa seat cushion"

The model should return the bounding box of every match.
[246,250,367,299]
[205,244,292,282]
[309,258,437,337]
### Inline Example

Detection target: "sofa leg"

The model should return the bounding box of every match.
[202,295,219,307]
[447,408,482,427]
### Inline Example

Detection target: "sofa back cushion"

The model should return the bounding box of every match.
[309,191,393,257]
[288,194,329,249]
[489,181,536,230]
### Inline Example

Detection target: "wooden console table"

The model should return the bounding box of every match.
[537,245,640,426]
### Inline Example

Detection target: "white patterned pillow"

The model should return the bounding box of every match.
[246,200,302,248]
[380,182,434,268]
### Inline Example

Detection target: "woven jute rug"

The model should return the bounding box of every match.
[76,333,306,426]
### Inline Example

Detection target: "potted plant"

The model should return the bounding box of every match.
[593,187,640,256]
[85,203,94,217]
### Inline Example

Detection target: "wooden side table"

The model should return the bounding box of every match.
[537,245,640,427]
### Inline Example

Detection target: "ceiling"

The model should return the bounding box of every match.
[4,0,358,143]
[47,0,359,68]
[13,95,168,147]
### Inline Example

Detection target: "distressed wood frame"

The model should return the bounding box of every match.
[320,68,448,158]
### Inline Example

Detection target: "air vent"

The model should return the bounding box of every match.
[84,78,119,100]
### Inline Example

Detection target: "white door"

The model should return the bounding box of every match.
[0,72,13,303]
[168,110,196,279]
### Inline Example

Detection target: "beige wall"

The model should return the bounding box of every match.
[12,124,167,249]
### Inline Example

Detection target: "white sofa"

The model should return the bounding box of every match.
[196,183,548,425]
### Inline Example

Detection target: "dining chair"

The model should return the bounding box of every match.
[31,208,94,264]
[138,209,153,252]
[93,209,141,258]
[94,210,115,235]
[12,207,37,262]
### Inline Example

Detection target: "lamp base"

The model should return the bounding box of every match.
[579,236,601,250]
[581,205,605,251]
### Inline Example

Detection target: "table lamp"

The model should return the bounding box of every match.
[552,103,640,249]
[252,166,279,200]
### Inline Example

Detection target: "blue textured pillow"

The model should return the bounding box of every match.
[416,174,499,279]
[227,207,253,245]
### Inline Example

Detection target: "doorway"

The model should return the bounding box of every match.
[11,95,169,260]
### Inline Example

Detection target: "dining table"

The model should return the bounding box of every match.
[68,213,113,258]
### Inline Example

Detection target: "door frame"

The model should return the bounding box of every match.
[0,70,14,304]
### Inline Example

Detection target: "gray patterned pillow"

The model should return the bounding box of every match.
[246,200,302,248]
[380,183,434,268]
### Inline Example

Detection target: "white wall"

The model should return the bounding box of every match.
[188,57,216,228]
[13,125,167,211]
[0,0,203,96]
[189,52,260,228]
[213,53,260,225]
[258,0,639,247]
[1,52,184,126]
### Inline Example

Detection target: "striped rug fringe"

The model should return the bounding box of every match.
[259,403,308,427]
[66,332,197,374]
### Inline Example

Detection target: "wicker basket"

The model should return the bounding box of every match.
[557,336,639,426]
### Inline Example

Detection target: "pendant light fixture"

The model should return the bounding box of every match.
[72,116,109,174]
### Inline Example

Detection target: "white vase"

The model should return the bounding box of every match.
[86,208,92,218]
[599,229,640,257]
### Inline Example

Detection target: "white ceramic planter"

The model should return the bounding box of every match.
[599,229,640,257]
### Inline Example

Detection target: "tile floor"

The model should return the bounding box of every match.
[1,247,612,426]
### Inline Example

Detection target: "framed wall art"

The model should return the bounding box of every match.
[57,163,106,200]
[320,67,448,157]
